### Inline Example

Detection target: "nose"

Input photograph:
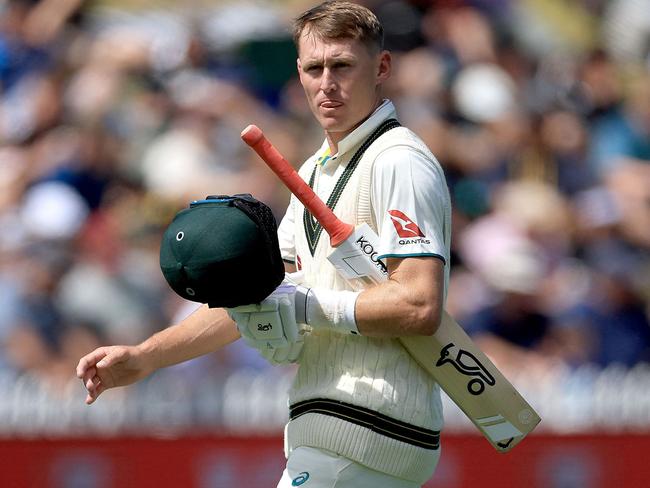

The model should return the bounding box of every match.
[320,68,336,93]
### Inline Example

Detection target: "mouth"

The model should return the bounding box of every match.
[319,100,343,109]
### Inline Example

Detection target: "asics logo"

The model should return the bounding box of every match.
[292,471,310,486]
[388,210,425,238]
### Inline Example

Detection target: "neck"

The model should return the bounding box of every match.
[325,133,341,154]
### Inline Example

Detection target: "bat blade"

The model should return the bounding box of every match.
[241,124,541,452]
[400,321,540,451]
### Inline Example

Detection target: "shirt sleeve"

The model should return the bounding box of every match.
[277,196,296,264]
[370,146,450,264]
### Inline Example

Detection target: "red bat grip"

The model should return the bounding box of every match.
[241,125,353,247]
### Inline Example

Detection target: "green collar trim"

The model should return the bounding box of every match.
[303,118,401,256]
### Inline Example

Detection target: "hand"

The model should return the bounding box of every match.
[76,345,153,405]
[258,335,305,365]
[260,272,308,365]
[228,280,301,350]
[228,272,308,366]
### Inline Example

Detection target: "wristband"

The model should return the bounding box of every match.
[295,286,360,335]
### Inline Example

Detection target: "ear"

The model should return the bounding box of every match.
[297,57,305,81]
[376,50,392,84]
[296,57,305,84]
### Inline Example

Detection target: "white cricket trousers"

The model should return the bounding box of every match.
[276,447,422,488]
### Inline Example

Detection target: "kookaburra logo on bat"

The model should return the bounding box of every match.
[436,343,496,395]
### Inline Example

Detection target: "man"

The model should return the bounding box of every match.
[77,2,451,486]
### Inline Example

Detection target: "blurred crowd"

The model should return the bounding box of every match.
[0,0,649,393]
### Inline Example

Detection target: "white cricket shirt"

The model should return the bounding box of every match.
[276,100,450,485]
[278,99,451,295]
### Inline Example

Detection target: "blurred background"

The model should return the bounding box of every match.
[0,0,649,486]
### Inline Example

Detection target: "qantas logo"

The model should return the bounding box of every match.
[388,210,430,245]
[389,210,425,238]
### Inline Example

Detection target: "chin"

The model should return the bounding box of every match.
[319,121,341,132]
[319,117,351,133]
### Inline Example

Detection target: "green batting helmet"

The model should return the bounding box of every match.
[159,194,284,308]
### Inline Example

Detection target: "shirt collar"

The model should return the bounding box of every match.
[314,99,397,166]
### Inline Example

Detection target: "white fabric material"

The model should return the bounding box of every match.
[227,279,300,350]
[371,148,450,261]
[303,287,360,335]
[259,336,304,365]
[259,272,308,365]
[366,132,451,303]
[229,273,307,365]
[277,100,451,298]
[286,415,437,485]
[276,100,447,484]
[276,446,421,488]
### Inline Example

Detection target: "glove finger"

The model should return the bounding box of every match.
[256,297,282,312]
[240,335,262,349]
[228,304,261,314]
[230,314,256,341]
[271,346,290,364]
[229,297,283,313]
[286,340,304,363]
[278,298,298,343]
[229,311,252,326]
[260,338,289,349]
[244,336,288,350]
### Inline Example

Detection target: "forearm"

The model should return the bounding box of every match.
[355,278,442,337]
[139,305,240,371]
[303,257,444,338]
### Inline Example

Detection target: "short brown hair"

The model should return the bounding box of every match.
[292,1,384,53]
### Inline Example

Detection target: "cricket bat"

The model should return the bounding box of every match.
[241,124,541,452]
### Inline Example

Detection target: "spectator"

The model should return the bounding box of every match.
[0,0,646,396]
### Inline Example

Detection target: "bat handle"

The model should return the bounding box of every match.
[241,125,353,247]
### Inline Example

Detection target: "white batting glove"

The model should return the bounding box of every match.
[258,335,305,365]
[228,273,307,359]
[259,271,307,365]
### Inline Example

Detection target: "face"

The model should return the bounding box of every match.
[297,32,391,145]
